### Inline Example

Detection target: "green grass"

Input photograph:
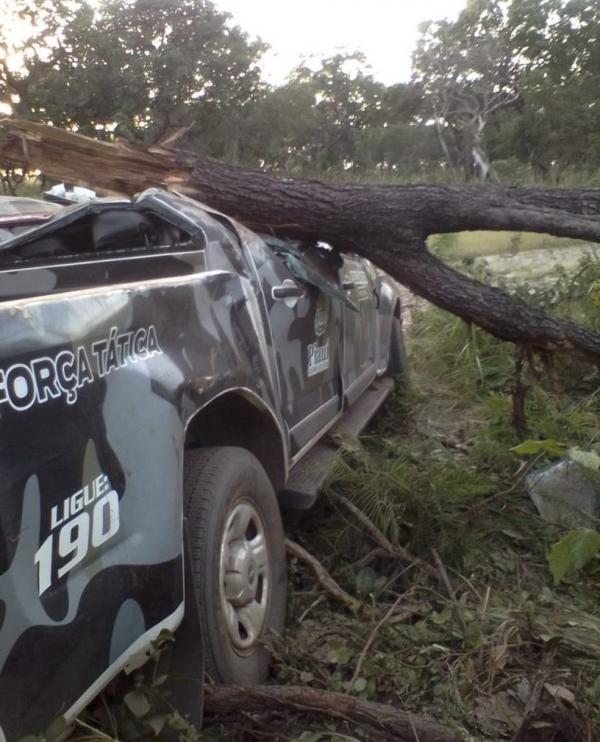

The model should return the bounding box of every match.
[429,230,592,259]
[274,303,600,741]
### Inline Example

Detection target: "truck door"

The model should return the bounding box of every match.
[339,254,378,406]
[241,230,343,457]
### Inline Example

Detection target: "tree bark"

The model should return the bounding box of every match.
[204,684,459,742]
[1,118,600,359]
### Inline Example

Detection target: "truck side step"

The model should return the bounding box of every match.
[278,377,394,510]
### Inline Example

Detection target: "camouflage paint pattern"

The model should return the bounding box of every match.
[0,190,399,739]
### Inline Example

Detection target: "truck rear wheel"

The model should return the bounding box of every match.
[183,447,286,685]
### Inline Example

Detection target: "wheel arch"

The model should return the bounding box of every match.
[184,389,288,492]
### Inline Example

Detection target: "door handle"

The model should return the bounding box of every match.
[272,283,305,300]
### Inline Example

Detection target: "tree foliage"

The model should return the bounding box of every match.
[1,0,266,158]
[414,0,600,180]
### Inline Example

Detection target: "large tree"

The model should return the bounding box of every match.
[1,118,600,362]
[413,0,523,181]
[509,0,600,178]
[413,0,600,181]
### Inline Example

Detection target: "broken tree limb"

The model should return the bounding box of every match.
[204,684,460,742]
[2,118,600,359]
[329,491,437,577]
[431,548,467,635]
[383,248,600,356]
[511,344,529,439]
[285,538,361,612]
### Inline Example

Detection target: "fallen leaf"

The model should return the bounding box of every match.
[544,683,575,705]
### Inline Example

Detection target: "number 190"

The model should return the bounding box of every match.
[34,490,120,595]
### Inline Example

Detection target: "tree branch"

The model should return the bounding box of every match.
[285,538,361,613]
[204,684,460,742]
[369,247,600,356]
[329,491,436,576]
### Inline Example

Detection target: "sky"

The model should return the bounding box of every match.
[212,0,465,85]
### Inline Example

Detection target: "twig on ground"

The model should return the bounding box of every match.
[236,711,295,741]
[100,692,119,739]
[512,649,556,741]
[298,594,325,622]
[347,591,411,694]
[285,538,361,612]
[431,549,467,634]
[511,344,529,439]
[351,546,390,570]
[330,492,436,577]
[73,718,115,741]
[480,585,491,620]
[405,707,422,742]
[464,455,543,519]
[329,491,396,551]
[204,684,460,742]
[448,568,482,602]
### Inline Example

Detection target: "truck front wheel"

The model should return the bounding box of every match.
[184,447,286,685]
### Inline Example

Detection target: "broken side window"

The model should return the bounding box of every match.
[0,206,196,264]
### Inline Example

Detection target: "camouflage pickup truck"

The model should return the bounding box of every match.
[0,188,407,740]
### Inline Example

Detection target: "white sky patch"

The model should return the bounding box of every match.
[213,0,465,85]
[0,0,465,89]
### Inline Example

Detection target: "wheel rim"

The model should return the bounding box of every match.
[219,500,270,651]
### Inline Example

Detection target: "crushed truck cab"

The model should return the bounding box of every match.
[0,189,406,740]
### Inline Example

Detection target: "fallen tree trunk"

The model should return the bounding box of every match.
[2,118,600,359]
[204,684,459,741]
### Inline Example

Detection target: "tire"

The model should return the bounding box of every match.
[183,446,286,685]
[385,312,411,386]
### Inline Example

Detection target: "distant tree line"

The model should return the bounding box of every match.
[1,0,599,184]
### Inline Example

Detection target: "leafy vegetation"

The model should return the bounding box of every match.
[273,297,600,740]
[548,529,600,586]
